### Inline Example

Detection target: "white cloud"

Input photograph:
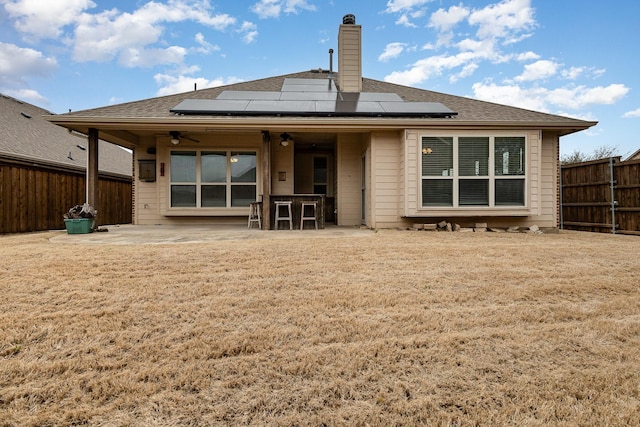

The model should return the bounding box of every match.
[471,82,550,111]
[385,0,432,14]
[154,72,243,96]
[194,33,220,54]
[516,51,540,61]
[283,0,316,14]
[385,37,501,86]
[0,42,58,85]
[251,0,280,19]
[251,0,315,19]
[378,42,407,62]
[449,63,479,83]
[71,1,237,66]
[514,59,559,82]
[468,0,536,40]
[548,84,629,109]
[4,88,49,106]
[562,66,585,80]
[623,108,640,118]
[4,0,96,39]
[119,46,187,68]
[429,5,470,32]
[472,81,630,112]
[396,13,417,28]
[239,21,258,44]
[385,52,479,86]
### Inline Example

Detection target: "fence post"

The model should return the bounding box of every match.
[559,163,564,230]
[609,156,617,234]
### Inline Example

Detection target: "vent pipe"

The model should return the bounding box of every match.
[329,49,334,77]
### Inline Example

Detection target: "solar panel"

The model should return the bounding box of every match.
[170,78,458,117]
[216,91,280,100]
[280,91,338,101]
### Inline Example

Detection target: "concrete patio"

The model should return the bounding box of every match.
[49,224,375,245]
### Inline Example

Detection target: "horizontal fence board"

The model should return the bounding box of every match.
[563,221,616,228]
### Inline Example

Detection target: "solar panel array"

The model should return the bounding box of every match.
[171,78,457,118]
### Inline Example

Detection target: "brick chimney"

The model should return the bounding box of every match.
[337,14,362,93]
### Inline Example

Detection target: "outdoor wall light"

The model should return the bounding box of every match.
[280,133,291,147]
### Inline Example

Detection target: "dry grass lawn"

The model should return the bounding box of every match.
[1,229,639,426]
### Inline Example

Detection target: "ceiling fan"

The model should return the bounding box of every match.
[168,131,199,145]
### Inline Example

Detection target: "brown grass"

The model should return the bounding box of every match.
[1,229,639,426]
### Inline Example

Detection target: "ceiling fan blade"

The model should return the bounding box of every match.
[182,135,200,143]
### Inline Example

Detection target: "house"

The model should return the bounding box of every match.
[47,15,596,231]
[626,148,640,161]
[0,93,132,233]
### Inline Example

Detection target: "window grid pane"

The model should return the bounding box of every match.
[201,152,227,182]
[231,185,257,207]
[230,152,257,183]
[459,137,489,176]
[495,179,525,206]
[422,137,453,176]
[459,179,489,206]
[202,185,226,207]
[422,179,453,206]
[171,185,196,207]
[495,137,525,176]
[170,151,196,182]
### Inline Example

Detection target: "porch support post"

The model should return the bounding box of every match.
[261,131,271,230]
[87,128,99,215]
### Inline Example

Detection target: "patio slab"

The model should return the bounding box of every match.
[49,224,374,245]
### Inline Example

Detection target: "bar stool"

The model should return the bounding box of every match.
[274,201,293,230]
[247,202,262,229]
[300,201,318,230]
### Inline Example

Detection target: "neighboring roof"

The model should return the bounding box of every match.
[48,70,596,142]
[626,148,640,161]
[0,94,132,177]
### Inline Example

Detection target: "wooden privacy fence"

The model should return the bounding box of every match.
[561,156,640,235]
[1,161,132,234]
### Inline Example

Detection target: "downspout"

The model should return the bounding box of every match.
[609,156,617,234]
[559,161,563,230]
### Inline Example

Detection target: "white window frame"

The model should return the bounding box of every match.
[168,149,258,212]
[419,133,528,210]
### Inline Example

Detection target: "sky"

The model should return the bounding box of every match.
[1,0,638,157]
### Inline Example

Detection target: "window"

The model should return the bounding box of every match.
[170,150,257,208]
[313,156,328,195]
[494,137,525,206]
[421,135,526,208]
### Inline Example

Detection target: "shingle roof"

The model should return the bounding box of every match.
[0,94,132,177]
[54,70,595,131]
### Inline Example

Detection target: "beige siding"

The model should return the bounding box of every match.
[336,133,365,226]
[133,136,159,225]
[337,25,362,92]
[272,141,294,195]
[370,131,402,228]
[404,130,419,217]
[538,131,559,227]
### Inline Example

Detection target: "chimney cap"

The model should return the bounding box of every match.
[342,14,356,25]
